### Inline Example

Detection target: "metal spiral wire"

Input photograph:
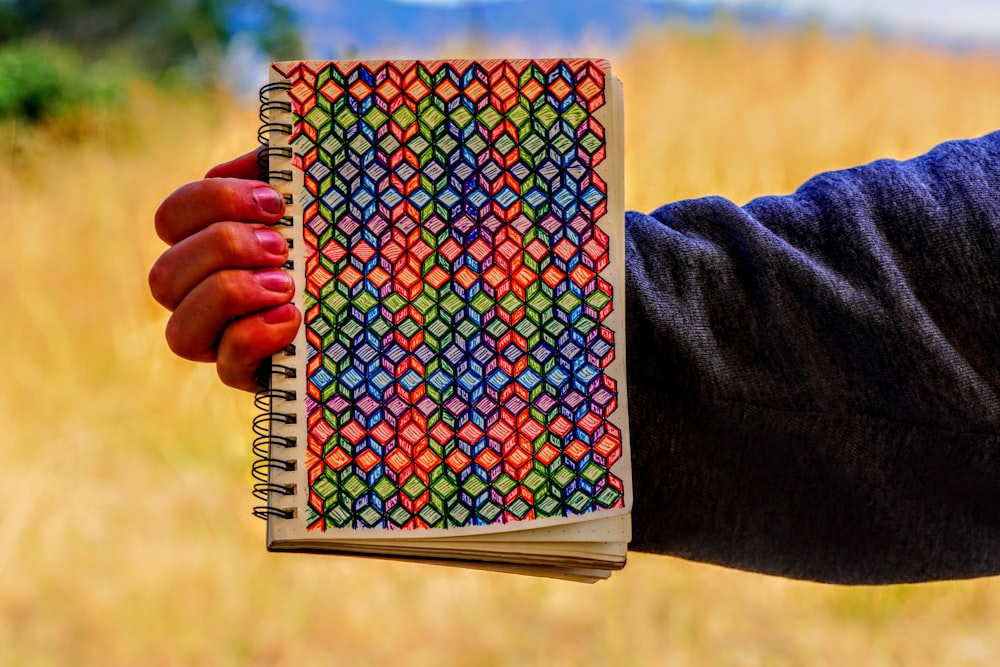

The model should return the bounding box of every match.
[252,78,298,522]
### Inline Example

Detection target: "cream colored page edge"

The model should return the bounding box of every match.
[264,65,310,546]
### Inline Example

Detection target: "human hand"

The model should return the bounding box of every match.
[149,149,301,392]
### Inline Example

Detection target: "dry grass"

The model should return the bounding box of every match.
[2,26,1000,667]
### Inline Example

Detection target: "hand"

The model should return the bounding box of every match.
[149,149,301,392]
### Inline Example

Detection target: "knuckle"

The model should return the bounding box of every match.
[211,269,250,304]
[147,259,173,308]
[214,180,253,221]
[165,314,218,363]
[153,194,178,242]
[154,181,210,244]
[214,221,251,264]
[164,314,197,360]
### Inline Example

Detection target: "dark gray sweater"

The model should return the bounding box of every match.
[625,130,1000,584]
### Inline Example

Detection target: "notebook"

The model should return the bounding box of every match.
[253,59,630,582]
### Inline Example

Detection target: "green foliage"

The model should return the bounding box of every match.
[0,0,302,78]
[252,1,303,62]
[0,0,302,121]
[0,40,122,121]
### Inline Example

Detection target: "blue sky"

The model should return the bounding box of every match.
[713,0,1000,40]
[388,0,1000,41]
[225,0,998,94]
[279,0,1000,62]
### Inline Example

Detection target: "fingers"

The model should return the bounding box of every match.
[205,148,263,179]
[164,268,296,363]
[217,304,302,391]
[155,177,286,245]
[148,221,288,311]
[153,149,299,393]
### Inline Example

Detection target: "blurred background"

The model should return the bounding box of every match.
[2,1,1000,665]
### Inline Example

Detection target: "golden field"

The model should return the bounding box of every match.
[2,26,1000,666]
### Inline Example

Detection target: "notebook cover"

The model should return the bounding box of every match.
[257,59,631,545]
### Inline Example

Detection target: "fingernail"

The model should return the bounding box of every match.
[255,228,287,255]
[261,304,297,324]
[255,269,292,292]
[253,187,284,215]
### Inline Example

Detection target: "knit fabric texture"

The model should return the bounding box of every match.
[626,131,1000,583]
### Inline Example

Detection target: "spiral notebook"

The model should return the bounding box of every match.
[253,59,630,582]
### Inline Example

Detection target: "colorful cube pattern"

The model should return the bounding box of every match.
[275,59,624,531]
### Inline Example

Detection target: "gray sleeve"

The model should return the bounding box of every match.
[624,130,1000,583]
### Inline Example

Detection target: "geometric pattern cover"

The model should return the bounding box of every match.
[275,59,625,531]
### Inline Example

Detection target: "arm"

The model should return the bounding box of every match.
[626,130,1000,583]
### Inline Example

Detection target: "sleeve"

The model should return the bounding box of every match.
[625,130,1000,584]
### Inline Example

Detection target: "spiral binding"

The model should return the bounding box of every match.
[253,78,298,521]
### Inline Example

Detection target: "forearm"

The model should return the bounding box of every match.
[625,131,1000,583]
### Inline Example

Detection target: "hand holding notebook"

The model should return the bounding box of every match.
[153,59,631,582]
[151,149,301,392]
